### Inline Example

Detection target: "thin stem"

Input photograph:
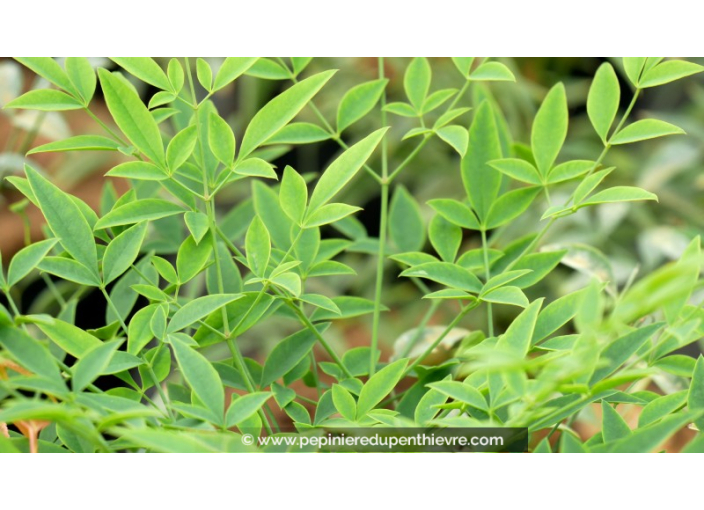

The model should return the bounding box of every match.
[480,228,494,337]
[387,135,431,183]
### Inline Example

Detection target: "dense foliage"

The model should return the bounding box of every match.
[1,57,703,452]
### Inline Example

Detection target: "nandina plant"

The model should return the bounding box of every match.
[0,57,703,453]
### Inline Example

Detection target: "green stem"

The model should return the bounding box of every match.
[480,228,494,337]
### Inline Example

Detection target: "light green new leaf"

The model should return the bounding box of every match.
[337,78,388,132]
[270,272,301,297]
[427,381,488,411]
[280,166,308,225]
[226,392,272,428]
[25,165,98,276]
[72,340,121,392]
[485,187,540,229]
[579,186,657,207]
[400,262,482,294]
[610,119,685,145]
[601,401,631,442]
[5,89,83,111]
[106,161,168,181]
[98,69,165,166]
[496,299,543,356]
[437,125,468,157]
[305,203,361,228]
[213,57,258,91]
[65,57,96,104]
[356,359,408,419]
[196,58,212,91]
[404,57,431,110]
[488,158,541,185]
[639,60,704,88]
[176,234,213,284]
[332,384,357,421]
[429,215,462,262]
[167,59,184,93]
[128,305,157,355]
[622,58,646,86]
[462,101,502,220]
[265,122,331,145]
[573,168,614,204]
[481,286,529,307]
[166,125,197,172]
[95,199,185,229]
[171,336,224,424]
[427,198,481,230]
[239,70,335,159]
[245,217,271,277]
[470,62,515,82]
[587,63,620,143]
[7,238,58,287]
[390,186,425,252]
[184,211,209,245]
[260,326,325,387]
[233,158,276,179]
[168,294,242,333]
[28,135,122,155]
[110,57,171,91]
[547,160,594,184]
[208,113,236,166]
[531,83,567,175]
[102,221,148,284]
[14,57,76,94]
[689,356,704,430]
[308,128,387,212]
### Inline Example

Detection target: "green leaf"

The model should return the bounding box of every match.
[6,238,58,287]
[166,124,197,172]
[481,286,528,307]
[98,69,165,166]
[623,58,646,86]
[170,336,224,424]
[532,289,585,344]
[270,272,302,297]
[400,262,482,293]
[110,57,171,90]
[176,234,213,284]
[213,57,258,91]
[279,166,308,225]
[332,384,357,421]
[470,61,515,81]
[167,59,184,93]
[587,63,620,143]
[38,257,101,286]
[573,168,614,204]
[264,122,331,145]
[72,340,120,392]
[233,158,276,179]
[337,78,388,132]
[384,102,417,117]
[25,165,98,276]
[0,325,63,386]
[511,250,567,289]
[65,57,96,104]
[95,199,184,229]
[356,359,408,419]
[429,215,462,263]
[128,305,157,355]
[589,324,664,384]
[196,58,212,91]
[14,57,76,94]
[5,89,83,111]
[389,185,425,252]
[452,57,475,77]
[437,125,468,157]
[547,160,594,184]
[310,297,384,321]
[308,128,386,212]
[245,217,271,277]
[184,211,209,245]
[226,392,272,428]
[579,186,657,207]
[531,83,567,175]
[102,221,148,284]
[427,381,488,411]
[639,391,688,428]
[610,119,685,145]
[260,326,325,387]
[689,356,704,430]
[485,187,540,229]
[305,203,361,228]
[168,294,242,333]
[462,101,502,220]
[208,113,236,166]
[239,70,335,159]
[496,299,543,356]
[28,135,122,155]
[106,161,168,181]
[404,57,431,110]
[639,60,704,88]
[488,158,541,185]
[427,198,481,230]
[601,401,631,442]
[609,412,698,453]
[415,385,449,425]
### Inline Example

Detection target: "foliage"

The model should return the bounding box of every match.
[0,57,703,453]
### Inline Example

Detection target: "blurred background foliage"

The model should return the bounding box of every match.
[1,56,703,374]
